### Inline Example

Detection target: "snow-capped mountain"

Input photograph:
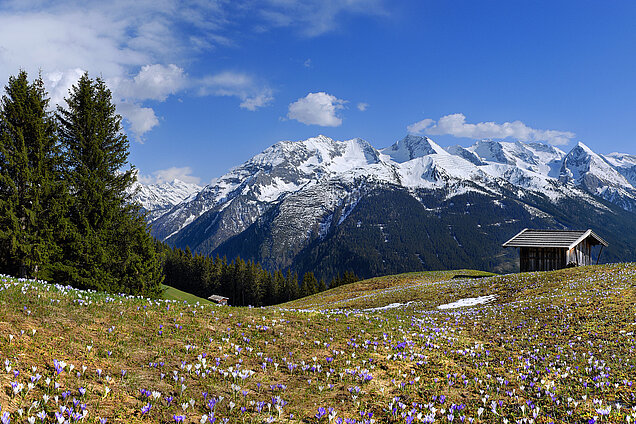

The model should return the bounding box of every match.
[149,135,399,243]
[139,134,636,278]
[380,134,447,162]
[557,142,636,211]
[131,179,202,220]
[605,152,636,187]
[467,140,566,176]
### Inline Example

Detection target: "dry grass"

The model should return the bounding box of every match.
[0,264,635,423]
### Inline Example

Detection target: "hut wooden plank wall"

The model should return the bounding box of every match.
[503,229,608,272]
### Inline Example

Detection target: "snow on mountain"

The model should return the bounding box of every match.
[467,140,564,175]
[258,177,367,252]
[523,143,566,177]
[150,135,389,242]
[445,140,569,201]
[560,142,632,189]
[380,135,447,163]
[445,145,484,166]
[145,134,635,255]
[557,142,636,211]
[604,152,636,187]
[131,179,201,220]
[559,142,628,186]
[397,154,485,189]
[469,140,514,165]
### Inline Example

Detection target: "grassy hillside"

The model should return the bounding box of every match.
[282,269,495,310]
[162,284,212,304]
[1,264,635,423]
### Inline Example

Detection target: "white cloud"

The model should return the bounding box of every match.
[137,166,201,184]
[198,71,273,111]
[357,102,369,111]
[240,93,274,111]
[287,92,346,127]
[407,113,575,145]
[40,65,184,140]
[139,166,201,185]
[304,58,312,68]
[406,118,435,135]
[259,0,387,37]
[45,68,86,106]
[0,2,273,140]
[116,102,160,140]
[0,1,385,137]
[116,64,187,102]
[0,2,204,140]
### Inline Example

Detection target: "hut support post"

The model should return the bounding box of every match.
[596,245,604,265]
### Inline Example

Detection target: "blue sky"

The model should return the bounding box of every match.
[1,1,635,184]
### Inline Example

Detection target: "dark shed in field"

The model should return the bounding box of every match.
[502,229,608,272]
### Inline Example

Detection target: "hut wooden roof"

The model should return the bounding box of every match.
[502,229,608,249]
[207,295,229,302]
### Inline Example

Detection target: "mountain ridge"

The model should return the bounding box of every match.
[133,135,636,279]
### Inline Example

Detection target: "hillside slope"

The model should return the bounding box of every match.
[1,265,636,423]
[161,284,212,304]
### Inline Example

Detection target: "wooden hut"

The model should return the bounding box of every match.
[502,229,608,272]
[207,295,229,305]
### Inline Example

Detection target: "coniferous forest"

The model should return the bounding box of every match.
[0,71,358,303]
[159,245,359,306]
[0,71,163,297]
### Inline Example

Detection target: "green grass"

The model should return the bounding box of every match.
[1,264,635,423]
[161,284,212,304]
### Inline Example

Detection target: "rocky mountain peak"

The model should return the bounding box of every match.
[380,134,447,163]
[469,140,512,165]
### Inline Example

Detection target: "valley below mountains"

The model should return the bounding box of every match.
[134,135,636,279]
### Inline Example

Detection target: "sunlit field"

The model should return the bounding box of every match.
[1,264,635,423]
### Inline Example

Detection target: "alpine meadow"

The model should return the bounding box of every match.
[2,1,636,424]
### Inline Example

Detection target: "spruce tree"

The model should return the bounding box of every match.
[301,272,318,297]
[318,278,327,292]
[343,271,359,285]
[329,273,342,289]
[273,270,285,303]
[299,276,309,298]
[282,270,298,301]
[56,73,162,296]
[262,272,275,305]
[0,71,65,280]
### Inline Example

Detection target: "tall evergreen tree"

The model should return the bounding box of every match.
[342,271,359,285]
[329,273,342,289]
[282,270,298,302]
[300,271,318,297]
[272,270,285,303]
[0,71,65,280]
[318,278,327,293]
[56,73,162,296]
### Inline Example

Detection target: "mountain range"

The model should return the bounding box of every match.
[134,135,636,279]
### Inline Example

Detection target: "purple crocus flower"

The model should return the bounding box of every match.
[315,407,327,420]
[141,403,152,415]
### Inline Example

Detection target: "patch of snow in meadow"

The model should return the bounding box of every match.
[363,301,415,312]
[437,295,496,309]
